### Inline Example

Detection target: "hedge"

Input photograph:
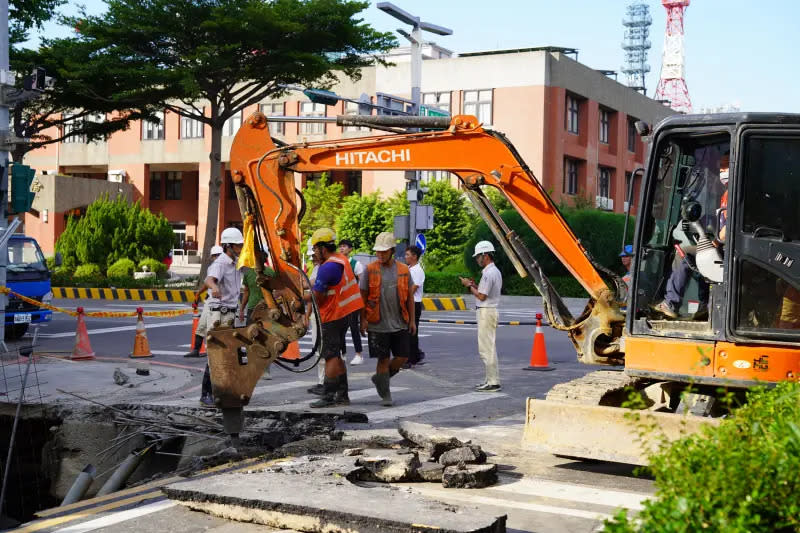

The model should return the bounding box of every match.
[464,207,634,282]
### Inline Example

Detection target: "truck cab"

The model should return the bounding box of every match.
[5,235,54,339]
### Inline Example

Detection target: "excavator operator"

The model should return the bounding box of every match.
[307,227,364,408]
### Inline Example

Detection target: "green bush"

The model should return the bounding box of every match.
[107,258,136,278]
[419,180,470,269]
[604,382,800,533]
[138,258,167,275]
[336,192,392,252]
[299,174,343,249]
[55,195,173,272]
[464,207,634,284]
[424,272,470,295]
[74,263,102,278]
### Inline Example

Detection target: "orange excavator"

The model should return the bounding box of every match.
[206,111,800,463]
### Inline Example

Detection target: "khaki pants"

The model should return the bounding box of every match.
[196,305,235,338]
[476,307,500,386]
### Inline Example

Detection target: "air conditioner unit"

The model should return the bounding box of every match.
[595,196,614,211]
[623,201,630,212]
[108,169,127,182]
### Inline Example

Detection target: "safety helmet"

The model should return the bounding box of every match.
[619,244,633,257]
[473,240,495,257]
[210,245,224,256]
[220,227,244,245]
[373,232,395,252]
[311,227,336,247]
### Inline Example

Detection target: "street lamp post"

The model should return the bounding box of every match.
[377,2,452,248]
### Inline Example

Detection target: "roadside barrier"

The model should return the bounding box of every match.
[52,287,201,303]
[421,297,466,311]
[524,313,553,371]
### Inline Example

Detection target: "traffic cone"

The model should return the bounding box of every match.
[524,313,553,371]
[189,304,206,355]
[282,341,300,360]
[71,307,95,361]
[130,307,153,358]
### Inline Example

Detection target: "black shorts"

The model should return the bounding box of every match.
[321,317,347,360]
[367,330,410,360]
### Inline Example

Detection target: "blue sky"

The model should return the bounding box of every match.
[24,0,800,112]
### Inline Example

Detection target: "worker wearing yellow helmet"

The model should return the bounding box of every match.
[307,228,364,408]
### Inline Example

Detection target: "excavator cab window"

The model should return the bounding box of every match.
[731,132,800,339]
[633,132,731,336]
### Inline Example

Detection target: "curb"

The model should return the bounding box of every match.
[53,287,200,303]
[421,296,466,311]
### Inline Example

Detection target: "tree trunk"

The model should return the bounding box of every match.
[198,125,223,283]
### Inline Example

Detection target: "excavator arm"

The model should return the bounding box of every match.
[208,112,625,437]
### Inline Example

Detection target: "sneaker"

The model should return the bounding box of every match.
[475,381,487,388]
[261,368,272,380]
[184,349,201,358]
[199,394,214,406]
[350,354,364,365]
[307,384,325,395]
[475,383,502,393]
[652,301,679,319]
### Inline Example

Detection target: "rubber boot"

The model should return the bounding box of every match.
[371,372,392,406]
[184,335,204,357]
[334,374,350,406]
[310,377,338,408]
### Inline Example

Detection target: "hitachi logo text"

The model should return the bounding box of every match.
[334,149,411,166]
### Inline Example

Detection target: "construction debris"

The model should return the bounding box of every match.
[439,445,487,466]
[354,449,421,482]
[397,420,466,460]
[442,463,498,489]
[112,368,130,386]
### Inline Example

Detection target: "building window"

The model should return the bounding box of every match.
[62,115,87,144]
[598,167,611,200]
[300,102,326,134]
[424,170,451,182]
[143,111,165,140]
[342,101,369,133]
[149,172,162,200]
[599,108,611,144]
[346,171,362,195]
[563,158,578,195]
[463,89,492,125]
[180,113,204,139]
[260,103,285,136]
[566,94,580,134]
[422,91,451,114]
[165,171,182,200]
[628,117,638,152]
[223,111,242,137]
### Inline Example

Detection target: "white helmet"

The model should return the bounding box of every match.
[220,227,244,245]
[210,245,224,256]
[473,240,495,257]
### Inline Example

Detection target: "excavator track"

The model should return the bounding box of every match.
[524,370,719,465]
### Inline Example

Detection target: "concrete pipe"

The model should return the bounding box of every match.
[60,464,96,506]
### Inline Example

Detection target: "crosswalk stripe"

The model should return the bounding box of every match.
[251,380,315,396]
[51,500,176,533]
[367,392,507,423]
[405,485,614,521]
[490,477,648,511]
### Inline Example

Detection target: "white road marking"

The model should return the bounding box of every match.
[251,380,318,395]
[39,320,193,338]
[348,386,407,400]
[52,499,176,532]
[367,392,507,423]
[406,486,613,521]
[150,350,192,356]
[491,477,648,511]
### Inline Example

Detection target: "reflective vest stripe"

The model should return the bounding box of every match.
[318,253,364,323]
[338,292,362,308]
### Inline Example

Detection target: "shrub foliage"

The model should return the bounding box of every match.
[604,382,800,533]
[336,192,391,252]
[56,196,173,272]
[107,258,135,278]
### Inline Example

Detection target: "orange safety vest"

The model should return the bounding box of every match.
[365,260,410,324]
[317,253,363,323]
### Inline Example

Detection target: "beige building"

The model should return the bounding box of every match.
[24,46,675,253]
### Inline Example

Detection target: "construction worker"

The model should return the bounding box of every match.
[198,227,245,406]
[620,244,634,290]
[308,227,363,408]
[184,244,223,358]
[460,240,503,392]
[405,245,426,367]
[338,239,365,365]
[359,232,415,407]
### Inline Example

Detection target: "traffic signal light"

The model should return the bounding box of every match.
[10,164,36,214]
[302,89,340,106]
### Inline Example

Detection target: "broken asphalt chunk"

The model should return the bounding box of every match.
[442,463,498,489]
[397,421,465,460]
[439,445,487,466]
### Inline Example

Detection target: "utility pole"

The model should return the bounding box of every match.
[377,2,451,248]
[0,0,10,345]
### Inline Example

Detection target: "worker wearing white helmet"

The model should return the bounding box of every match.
[195,227,245,406]
[460,240,503,392]
[185,244,225,359]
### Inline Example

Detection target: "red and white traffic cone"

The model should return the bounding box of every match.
[524,313,553,371]
[71,307,96,361]
[189,303,206,355]
[129,307,153,358]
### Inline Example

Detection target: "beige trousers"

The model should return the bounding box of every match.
[476,307,500,386]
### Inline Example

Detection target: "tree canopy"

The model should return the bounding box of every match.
[56,0,396,279]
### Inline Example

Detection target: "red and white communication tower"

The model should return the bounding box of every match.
[654,0,692,113]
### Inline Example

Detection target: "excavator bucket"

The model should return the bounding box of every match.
[522,398,720,465]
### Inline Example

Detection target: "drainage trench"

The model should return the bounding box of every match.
[0,403,338,527]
